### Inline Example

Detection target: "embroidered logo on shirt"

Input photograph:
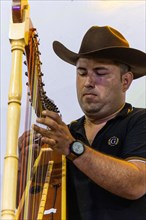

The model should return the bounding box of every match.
[108,136,119,146]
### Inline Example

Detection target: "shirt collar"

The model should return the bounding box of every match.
[69,103,133,135]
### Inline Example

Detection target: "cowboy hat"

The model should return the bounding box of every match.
[53,26,146,79]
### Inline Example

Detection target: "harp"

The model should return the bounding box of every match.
[1,1,66,219]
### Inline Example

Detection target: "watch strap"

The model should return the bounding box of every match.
[66,152,79,162]
[66,140,85,162]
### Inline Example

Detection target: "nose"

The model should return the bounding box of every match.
[84,73,96,88]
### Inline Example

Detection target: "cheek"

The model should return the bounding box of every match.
[98,79,122,97]
[76,79,82,98]
[76,77,84,91]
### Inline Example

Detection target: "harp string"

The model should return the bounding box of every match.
[19,27,62,220]
[17,28,48,219]
[28,31,49,219]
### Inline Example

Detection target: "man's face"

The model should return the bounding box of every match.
[76,58,132,119]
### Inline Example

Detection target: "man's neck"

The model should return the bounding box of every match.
[85,103,125,126]
[84,104,125,145]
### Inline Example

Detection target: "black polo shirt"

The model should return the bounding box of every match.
[67,103,146,220]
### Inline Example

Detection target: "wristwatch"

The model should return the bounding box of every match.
[66,140,85,162]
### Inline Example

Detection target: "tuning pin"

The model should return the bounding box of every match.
[44,96,48,101]
[35,40,40,46]
[36,50,41,55]
[24,61,27,65]
[39,61,42,65]
[40,91,45,98]
[42,91,46,95]
[34,33,38,38]
[39,72,44,77]
[40,82,45,87]
[25,72,28,76]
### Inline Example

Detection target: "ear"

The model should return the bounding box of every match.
[122,72,133,92]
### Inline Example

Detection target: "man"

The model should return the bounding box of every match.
[22,26,146,219]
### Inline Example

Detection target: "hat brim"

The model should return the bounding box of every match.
[53,41,146,79]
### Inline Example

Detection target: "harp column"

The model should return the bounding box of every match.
[1,6,30,220]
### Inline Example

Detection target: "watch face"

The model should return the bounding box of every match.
[72,142,84,155]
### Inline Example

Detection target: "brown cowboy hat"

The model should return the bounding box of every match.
[53,26,146,79]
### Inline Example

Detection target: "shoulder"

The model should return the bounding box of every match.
[120,105,146,136]
[128,106,146,123]
[118,103,146,121]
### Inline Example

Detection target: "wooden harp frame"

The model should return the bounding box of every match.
[1,1,66,220]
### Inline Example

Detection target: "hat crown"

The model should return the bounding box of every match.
[53,25,146,79]
[79,26,129,54]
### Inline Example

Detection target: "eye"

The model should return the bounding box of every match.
[77,68,87,76]
[95,68,109,76]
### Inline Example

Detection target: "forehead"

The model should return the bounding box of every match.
[76,58,117,67]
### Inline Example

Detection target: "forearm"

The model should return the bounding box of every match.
[73,145,146,200]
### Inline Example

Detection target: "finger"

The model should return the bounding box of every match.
[32,124,52,137]
[42,110,62,124]
[41,136,56,147]
[20,144,40,155]
[36,116,59,131]
[33,133,42,145]
[19,130,34,140]
[18,130,30,149]
[18,130,36,149]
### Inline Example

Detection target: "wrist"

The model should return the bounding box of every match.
[66,140,85,162]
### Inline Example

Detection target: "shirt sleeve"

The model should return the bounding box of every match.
[121,109,146,160]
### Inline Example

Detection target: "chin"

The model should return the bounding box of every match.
[83,107,100,115]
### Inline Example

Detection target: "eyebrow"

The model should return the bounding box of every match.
[77,66,109,71]
[77,67,86,71]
